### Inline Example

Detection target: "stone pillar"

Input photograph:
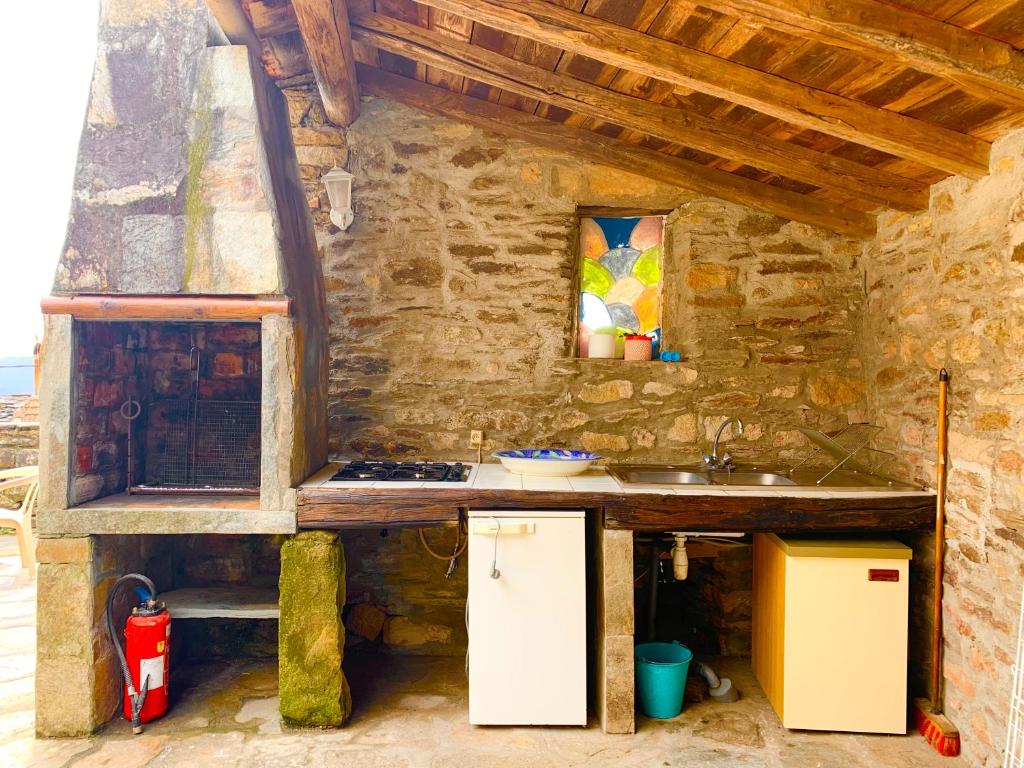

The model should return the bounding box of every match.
[35,536,99,737]
[279,530,351,727]
[595,525,635,734]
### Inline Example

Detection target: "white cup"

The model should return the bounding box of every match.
[588,333,616,359]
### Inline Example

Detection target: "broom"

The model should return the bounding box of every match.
[913,368,961,757]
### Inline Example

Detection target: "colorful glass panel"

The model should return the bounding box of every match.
[578,215,664,357]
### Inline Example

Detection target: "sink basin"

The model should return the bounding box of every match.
[608,466,796,487]
[718,471,797,486]
[607,463,917,491]
[614,470,710,485]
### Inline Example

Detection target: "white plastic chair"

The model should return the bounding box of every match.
[0,467,38,577]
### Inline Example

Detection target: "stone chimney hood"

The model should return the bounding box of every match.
[55,0,323,305]
[38,0,328,534]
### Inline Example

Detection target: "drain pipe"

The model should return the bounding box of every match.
[646,537,659,641]
[694,660,739,703]
[668,532,744,704]
[671,534,689,580]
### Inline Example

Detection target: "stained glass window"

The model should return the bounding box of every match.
[578,215,664,358]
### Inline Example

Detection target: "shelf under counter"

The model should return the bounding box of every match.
[39,492,296,535]
[297,463,936,533]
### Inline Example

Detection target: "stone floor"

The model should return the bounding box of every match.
[0,535,958,767]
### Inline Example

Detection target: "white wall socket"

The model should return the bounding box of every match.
[469,430,484,448]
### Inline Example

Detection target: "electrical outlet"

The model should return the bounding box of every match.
[469,429,484,448]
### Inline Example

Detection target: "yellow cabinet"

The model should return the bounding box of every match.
[752,533,912,734]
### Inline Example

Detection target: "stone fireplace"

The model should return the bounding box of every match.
[70,320,263,503]
[35,0,327,736]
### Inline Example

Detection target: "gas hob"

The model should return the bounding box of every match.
[327,460,473,484]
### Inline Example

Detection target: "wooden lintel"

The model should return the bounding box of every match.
[696,0,1024,110]
[358,65,876,238]
[291,0,360,126]
[41,295,291,321]
[351,12,928,212]
[413,0,990,179]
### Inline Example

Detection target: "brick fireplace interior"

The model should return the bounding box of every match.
[71,320,263,506]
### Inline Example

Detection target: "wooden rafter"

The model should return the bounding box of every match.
[351,11,928,211]
[358,64,876,238]
[695,0,1024,110]
[291,0,360,126]
[243,0,299,38]
[411,0,991,178]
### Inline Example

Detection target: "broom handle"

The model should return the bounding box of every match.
[931,369,949,714]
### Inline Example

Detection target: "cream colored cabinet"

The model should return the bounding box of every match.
[752,534,912,734]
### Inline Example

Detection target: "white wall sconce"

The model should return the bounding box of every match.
[322,166,354,230]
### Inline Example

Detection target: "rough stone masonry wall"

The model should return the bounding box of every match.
[282,89,866,653]
[287,91,867,465]
[861,127,1024,766]
[0,396,38,508]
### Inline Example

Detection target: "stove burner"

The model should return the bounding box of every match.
[330,461,469,483]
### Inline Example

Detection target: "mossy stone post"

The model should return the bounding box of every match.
[279,530,351,727]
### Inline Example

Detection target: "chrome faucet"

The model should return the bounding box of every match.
[703,417,745,471]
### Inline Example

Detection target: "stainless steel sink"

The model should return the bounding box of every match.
[608,466,796,487]
[607,463,917,490]
[614,469,710,485]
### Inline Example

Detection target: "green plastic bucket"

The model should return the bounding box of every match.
[634,641,693,719]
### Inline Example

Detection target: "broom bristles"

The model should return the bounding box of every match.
[913,698,961,757]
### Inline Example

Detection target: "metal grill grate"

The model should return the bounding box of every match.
[143,400,260,491]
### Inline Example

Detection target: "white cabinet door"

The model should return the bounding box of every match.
[467,510,586,725]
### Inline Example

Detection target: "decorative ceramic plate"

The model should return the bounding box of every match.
[493,449,600,477]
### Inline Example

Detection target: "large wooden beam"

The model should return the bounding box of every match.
[412,0,989,179]
[41,295,290,320]
[358,65,875,237]
[291,0,360,126]
[352,12,927,212]
[695,0,1024,109]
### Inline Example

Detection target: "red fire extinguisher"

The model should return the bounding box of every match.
[105,574,171,733]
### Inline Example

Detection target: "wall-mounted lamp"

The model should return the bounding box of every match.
[322,166,354,230]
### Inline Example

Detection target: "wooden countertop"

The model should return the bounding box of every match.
[298,463,935,533]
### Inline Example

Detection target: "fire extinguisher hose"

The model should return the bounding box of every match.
[105,573,158,735]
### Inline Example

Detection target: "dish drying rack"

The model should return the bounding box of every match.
[789,423,897,485]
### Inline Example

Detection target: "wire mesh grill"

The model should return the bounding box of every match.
[1005,581,1024,767]
[143,400,260,490]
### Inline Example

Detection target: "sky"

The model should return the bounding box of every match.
[0,2,101,357]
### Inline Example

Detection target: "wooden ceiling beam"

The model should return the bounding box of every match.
[351,12,928,211]
[244,0,300,38]
[291,0,360,125]
[695,0,1024,110]
[412,0,990,179]
[357,64,876,238]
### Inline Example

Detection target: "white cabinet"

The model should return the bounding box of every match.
[467,509,587,725]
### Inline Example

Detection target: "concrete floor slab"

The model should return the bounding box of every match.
[0,536,960,767]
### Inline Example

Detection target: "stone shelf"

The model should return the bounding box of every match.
[161,587,279,619]
[40,492,296,535]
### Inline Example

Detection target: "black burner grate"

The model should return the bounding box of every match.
[331,461,468,482]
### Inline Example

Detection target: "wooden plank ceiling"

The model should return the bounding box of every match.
[238,0,1024,237]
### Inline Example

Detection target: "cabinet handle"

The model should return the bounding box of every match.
[470,522,535,535]
[868,569,900,582]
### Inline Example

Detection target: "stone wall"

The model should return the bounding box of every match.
[0,398,38,508]
[861,128,1024,766]
[280,88,866,653]
[286,91,866,465]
